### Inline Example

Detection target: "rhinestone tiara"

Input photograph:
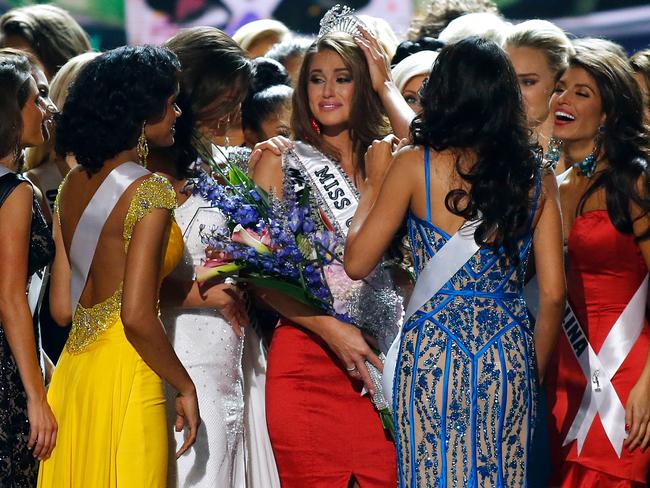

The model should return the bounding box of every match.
[318,4,366,38]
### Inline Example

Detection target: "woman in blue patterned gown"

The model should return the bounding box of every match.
[345,37,566,487]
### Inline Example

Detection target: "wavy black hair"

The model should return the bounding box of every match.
[391,37,445,66]
[412,36,538,261]
[569,41,650,240]
[55,45,180,173]
[241,57,292,135]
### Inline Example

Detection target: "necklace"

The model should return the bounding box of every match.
[545,138,599,178]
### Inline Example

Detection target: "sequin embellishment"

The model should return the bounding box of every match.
[394,177,541,487]
[66,285,122,354]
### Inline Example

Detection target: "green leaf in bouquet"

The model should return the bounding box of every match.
[233,274,330,311]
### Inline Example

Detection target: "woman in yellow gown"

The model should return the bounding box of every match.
[38,46,200,487]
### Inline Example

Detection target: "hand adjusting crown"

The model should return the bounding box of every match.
[318,4,366,38]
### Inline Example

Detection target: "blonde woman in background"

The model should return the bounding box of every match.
[503,20,574,167]
[0,4,91,80]
[24,52,100,367]
[24,52,100,224]
[391,50,438,113]
[233,18,290,58]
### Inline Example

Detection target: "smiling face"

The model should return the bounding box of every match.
[307,49,354,132]
[401,74,428,113]
[506,46,556,128]
[20,76,49,148]
[550,66,604,144]
[145,91,182,148]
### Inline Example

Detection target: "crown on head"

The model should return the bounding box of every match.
[318,4,366,39]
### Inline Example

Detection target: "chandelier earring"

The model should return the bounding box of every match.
[136,121,149,168]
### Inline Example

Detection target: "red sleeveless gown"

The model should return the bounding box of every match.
[546,210,650,487]
[265,319,397,487]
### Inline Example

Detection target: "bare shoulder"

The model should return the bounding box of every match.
[391,144,425,172]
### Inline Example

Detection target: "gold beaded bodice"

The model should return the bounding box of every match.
[56,174,181,354]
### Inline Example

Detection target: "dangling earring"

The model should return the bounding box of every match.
[136,122,149,168]
[310,116,321,135]
[223,115,231,149]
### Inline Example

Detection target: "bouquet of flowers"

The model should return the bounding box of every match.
[191,144,396,437]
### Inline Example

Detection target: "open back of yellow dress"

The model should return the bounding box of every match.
[38,174,183,487]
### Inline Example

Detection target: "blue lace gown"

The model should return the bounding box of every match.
[394,149,540,487]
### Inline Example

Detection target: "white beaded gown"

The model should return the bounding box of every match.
[161,192,245,488]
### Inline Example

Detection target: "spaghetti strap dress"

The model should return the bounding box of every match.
[394,148,541,487]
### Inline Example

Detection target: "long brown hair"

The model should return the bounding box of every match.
[569,40,650,239]
[0,4,91,79]
[291,32,389,178]
[164,27,252,177]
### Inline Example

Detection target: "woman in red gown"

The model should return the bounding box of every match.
[546,39,650,486]
[250,23,402,488]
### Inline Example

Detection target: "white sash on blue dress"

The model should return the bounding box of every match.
[383,218,481,406]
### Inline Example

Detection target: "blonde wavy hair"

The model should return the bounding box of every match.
[24,51,99,170]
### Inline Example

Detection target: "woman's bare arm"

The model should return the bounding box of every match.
[0,183,57,460]
[345,139,413,279]
[532,172,566,383]
[121,207,199,457]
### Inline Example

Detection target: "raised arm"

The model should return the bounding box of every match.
[345,138,414,279]
[354,26,415,140]
[250,148,284,197]
[121,202,199,458]
[531,171,566,383]
[0,182,57,460]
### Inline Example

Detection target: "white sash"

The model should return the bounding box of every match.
[69,162,149,313]
[382,219,481,406]
[0,165,11,178]
[566,277,647,457]
[286,141,359,238]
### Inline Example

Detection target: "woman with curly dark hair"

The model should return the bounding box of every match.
[38,45,200,486]
[0,49,57,487]
[345,36,565,486]
[545,40,650,487]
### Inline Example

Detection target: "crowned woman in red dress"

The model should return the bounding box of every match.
[249,7,409,487]
[546,40,650,487]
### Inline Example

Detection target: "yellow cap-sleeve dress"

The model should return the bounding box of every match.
[38,174,183,488]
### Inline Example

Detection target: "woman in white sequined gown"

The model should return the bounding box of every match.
[151,27,252,487]
[160,193,246,488]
